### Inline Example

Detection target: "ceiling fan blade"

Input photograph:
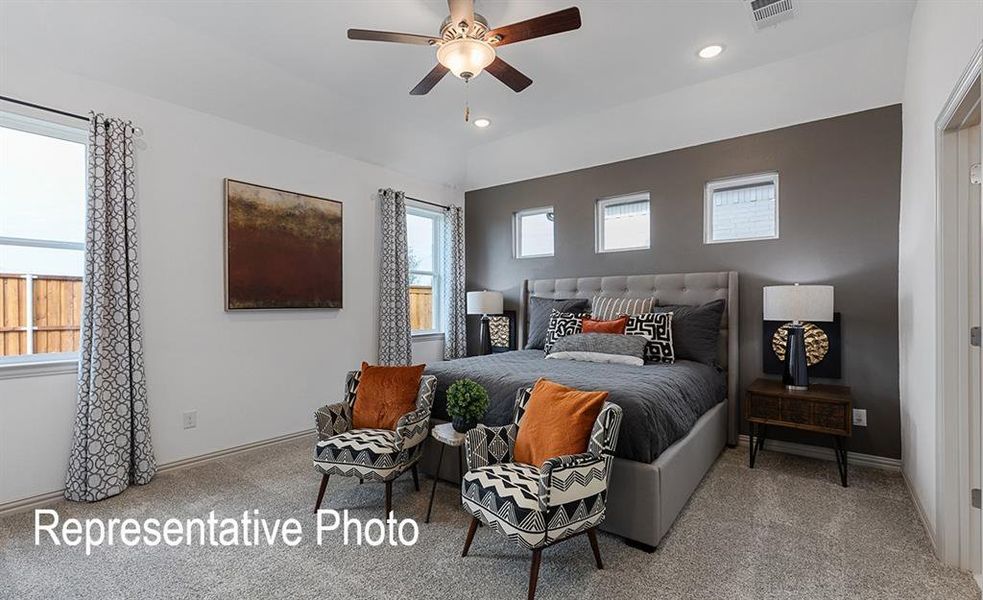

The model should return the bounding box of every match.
[448,0,475,28]
[487,7,582,47]
[347,29,440,45]
[410,64,450,95]
[484,57,533,93]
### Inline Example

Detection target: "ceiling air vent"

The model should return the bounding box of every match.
[747,0,795,30]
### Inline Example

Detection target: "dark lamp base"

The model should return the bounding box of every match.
[782,324,810,390]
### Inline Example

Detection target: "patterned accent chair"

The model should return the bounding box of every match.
[460,387,623,600]
[313,370,437,516]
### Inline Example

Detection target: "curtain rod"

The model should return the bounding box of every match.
[406,196,452,211]
[0,95,90,122]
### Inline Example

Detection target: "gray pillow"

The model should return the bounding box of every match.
[653,299,726,366]
[525,297,590,350]
[547,333,648,365]
[549,333,647,357]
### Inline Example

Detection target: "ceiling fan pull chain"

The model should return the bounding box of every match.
[464,78,470,122]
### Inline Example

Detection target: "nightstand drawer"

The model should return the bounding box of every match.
[814,403,848,430]
[747,396,780,420]
[782,399,812,425]
[745,390,851,437]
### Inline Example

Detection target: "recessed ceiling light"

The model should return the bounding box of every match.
[698,44,724,59]
[473,118,491,128]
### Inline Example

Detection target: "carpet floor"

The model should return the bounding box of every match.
[1,438,979,600]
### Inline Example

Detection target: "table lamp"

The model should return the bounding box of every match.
[467,290,503,355]
[763,284,834,390]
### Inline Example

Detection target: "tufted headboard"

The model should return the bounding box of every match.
[519,271,739,445]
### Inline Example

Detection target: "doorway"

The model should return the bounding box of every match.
[935,45,982,580]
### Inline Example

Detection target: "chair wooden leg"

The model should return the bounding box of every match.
[528,548,542,600]
[314,474,329,513]
[412,464,420,491]
[384,480,392,517]
[461,516,480,557]
[587,528,603,569]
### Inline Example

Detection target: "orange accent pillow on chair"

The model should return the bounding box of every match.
[513,379,609,468]
[352,362,425,431]
[581,315,628,334]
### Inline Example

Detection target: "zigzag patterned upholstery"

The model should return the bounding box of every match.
[461,387,623,549]
[313,371,437,483]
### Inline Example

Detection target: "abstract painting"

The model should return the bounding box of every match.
[225,179,342,310]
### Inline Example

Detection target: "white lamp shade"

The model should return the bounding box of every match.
[763,285,834,322]
[467,290,503,315]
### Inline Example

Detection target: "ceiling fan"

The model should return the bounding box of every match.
[347,0,582,96]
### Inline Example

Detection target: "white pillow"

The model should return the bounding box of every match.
[546,351,644,366]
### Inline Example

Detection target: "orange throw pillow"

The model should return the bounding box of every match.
[581,315,628,334]
[513,379,609,468]
[351,362,425,431]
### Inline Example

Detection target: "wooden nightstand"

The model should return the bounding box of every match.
[744,378,852,486]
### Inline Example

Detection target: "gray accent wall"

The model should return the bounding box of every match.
[464,105,902,459]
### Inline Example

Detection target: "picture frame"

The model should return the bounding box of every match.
[224,179,343,310]
[762,312,842,379]
[488,310,517,353]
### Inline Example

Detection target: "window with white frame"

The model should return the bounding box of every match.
[704,172,779,244]
[596,192,650,253]
[514,206,554,258]
[0,112,87,364]
[406,203,444,334]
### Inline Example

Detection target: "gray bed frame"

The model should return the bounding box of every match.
[519,271,739,549]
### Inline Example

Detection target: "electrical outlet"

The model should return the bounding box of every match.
[852,409,867,427]
[182,410,197,430]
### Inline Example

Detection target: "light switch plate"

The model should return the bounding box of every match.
[182,410,197,430]
[852,409,867,427]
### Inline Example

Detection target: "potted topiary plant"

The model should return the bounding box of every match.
[446,378,490,433]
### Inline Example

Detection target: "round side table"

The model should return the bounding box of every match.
[425,422,467,524]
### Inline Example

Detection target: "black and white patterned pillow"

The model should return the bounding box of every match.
[625,312,675,363]
[544,309,584,354]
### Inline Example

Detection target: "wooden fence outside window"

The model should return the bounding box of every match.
[409,285,433,332]
[0,274,83,357]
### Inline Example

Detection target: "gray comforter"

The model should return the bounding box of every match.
[425,350,725,463]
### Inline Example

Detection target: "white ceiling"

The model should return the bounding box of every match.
[0,1,916,189]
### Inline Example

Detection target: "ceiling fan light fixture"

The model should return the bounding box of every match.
[473,118,491,128]
[437,38,496,79]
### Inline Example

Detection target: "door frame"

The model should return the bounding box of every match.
[934,42,982,571]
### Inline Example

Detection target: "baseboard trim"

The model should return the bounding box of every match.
[737,434,901,471]
[902,468,938,555]
[156,428,314,474]
[0,428,314,517]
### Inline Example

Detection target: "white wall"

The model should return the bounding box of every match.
[0,54,462,505]
[464,24,910,191]
[898,0,982,539]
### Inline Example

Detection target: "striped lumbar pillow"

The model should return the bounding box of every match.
[590,295,656,321]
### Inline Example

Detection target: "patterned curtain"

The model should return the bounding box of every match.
[442,205,467,359]
[65,113,155,502]
[378,188,413,365]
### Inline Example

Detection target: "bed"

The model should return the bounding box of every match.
[423,271,739,549]
[427,350,725,464]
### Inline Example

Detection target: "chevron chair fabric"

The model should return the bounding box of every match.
[460,386,622,599]
[312,371,436,514]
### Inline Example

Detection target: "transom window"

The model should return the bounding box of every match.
[0,112,87,364]
[514,206,554,259]
[596,192,650,253]
[704,172,779,244]
[406,203,444,334]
